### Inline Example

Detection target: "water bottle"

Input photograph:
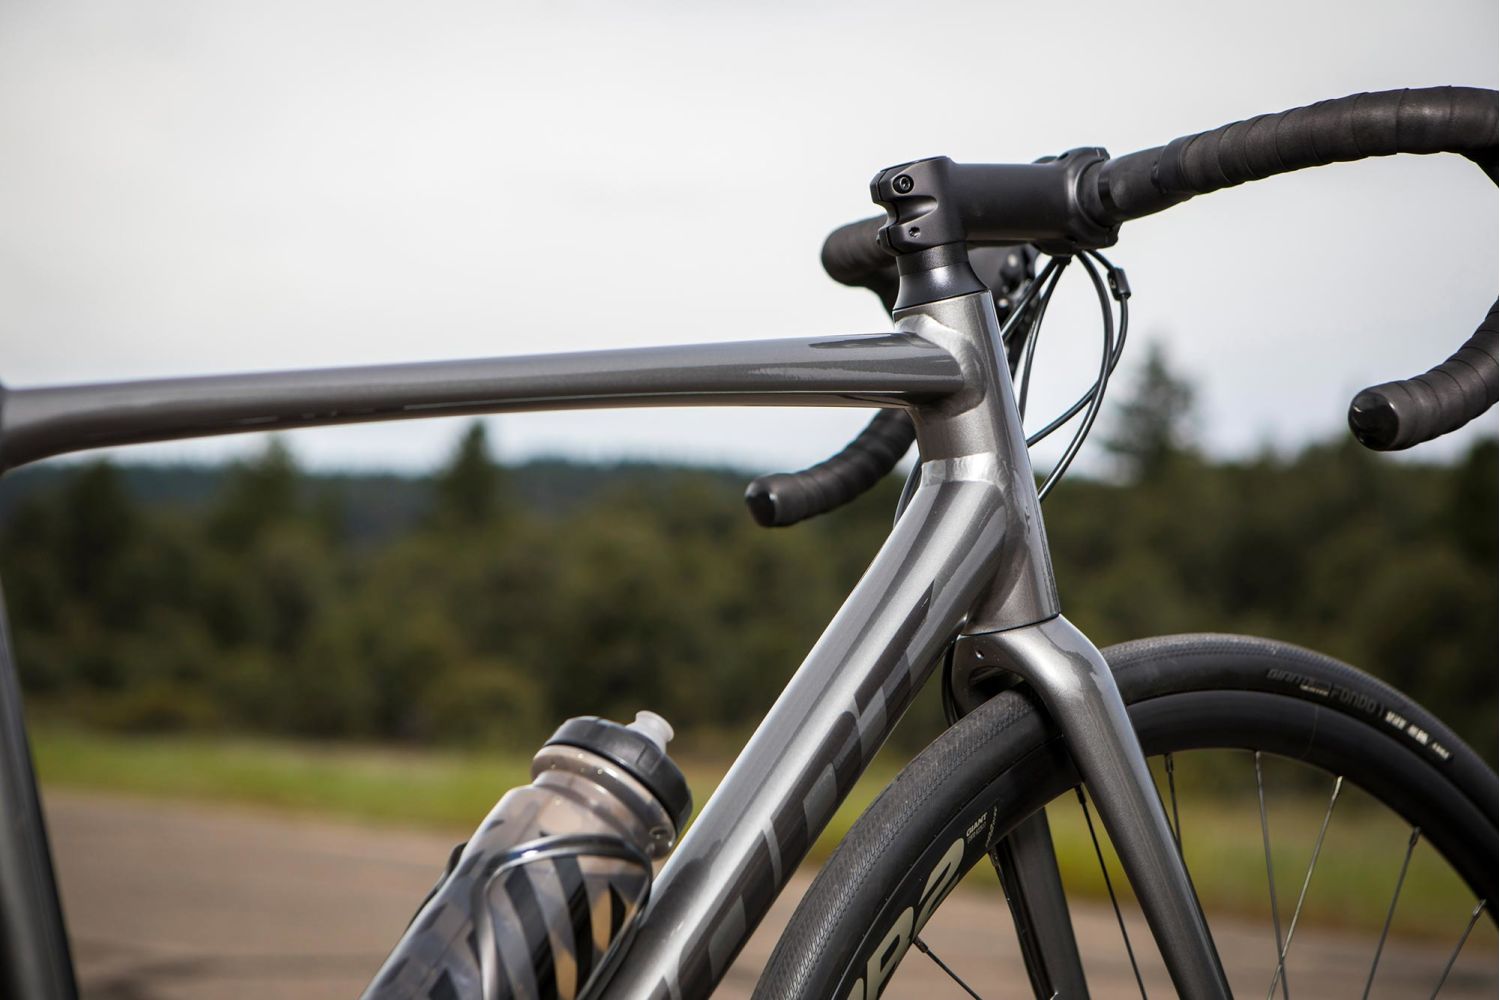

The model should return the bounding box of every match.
[363,711,692,1000]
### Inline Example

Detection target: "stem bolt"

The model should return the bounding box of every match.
[893,173,914,194]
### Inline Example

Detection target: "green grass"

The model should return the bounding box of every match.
[29,723,895,861]
[34,724,537,830]
[32,725,1489,940]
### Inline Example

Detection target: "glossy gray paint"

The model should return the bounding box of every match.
[0,298,1227,1000]
[599,463,1012,998]
[0,333,961,471]
[895,293,1059,631]
[601,293,1078,998]
[953,617,1231,999]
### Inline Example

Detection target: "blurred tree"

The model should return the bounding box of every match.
[1101,342,1197,482]
[0,414,1491,764]
[1447,438,1498,565]
[433,421,506,529]
[209,437,301,549]
[57,461,137,598]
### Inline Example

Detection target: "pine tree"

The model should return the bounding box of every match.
[209,437,301,548]
[433,421,505,528]
[1101,342,1197,482]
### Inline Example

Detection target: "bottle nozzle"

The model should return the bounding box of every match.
[628,710,674,750]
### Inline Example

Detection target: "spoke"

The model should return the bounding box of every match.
[1428,899,1486,999]
[913,935,985,1000]
[1265,774,1343,1000]
[1164,752,1182,850]
[1076,787,1148,1000]
[1361,827,1420,1000]
[1255,752,1290,1000]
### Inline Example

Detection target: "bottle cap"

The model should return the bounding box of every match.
[546,714,693,833]
[627,710,674,749]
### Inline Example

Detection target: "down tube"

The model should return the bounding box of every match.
[600,472,1009,1000]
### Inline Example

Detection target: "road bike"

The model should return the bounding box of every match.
[0,86,1495,999]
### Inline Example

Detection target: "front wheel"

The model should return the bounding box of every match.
[754,634,1497,999]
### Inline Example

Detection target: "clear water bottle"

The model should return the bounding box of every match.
[363,711,692,1000]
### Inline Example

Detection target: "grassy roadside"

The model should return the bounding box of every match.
[32,724,1486,939]
[29,723,898,861]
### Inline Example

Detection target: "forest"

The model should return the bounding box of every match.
[1,352,1494,762]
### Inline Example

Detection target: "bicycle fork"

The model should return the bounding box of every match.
[952,619,1228,998]
[911,288,1230,998]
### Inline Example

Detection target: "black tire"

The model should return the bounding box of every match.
[753,633,1498,1000]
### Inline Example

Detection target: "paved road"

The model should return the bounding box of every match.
[44,791,1493,999]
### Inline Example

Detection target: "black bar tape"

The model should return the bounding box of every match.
[1092,87,1498,223]
[1087,87,1498,450]
[744,410,915,527]
[821,217,898,312]
[1349,301,1499,451]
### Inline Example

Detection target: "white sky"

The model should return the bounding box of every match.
[0,0,1495,474]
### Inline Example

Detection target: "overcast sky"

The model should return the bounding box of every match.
[0,0,1495,475]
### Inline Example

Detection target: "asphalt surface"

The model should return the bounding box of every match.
[43,790,1495,999]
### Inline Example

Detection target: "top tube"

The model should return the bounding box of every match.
[0,333,962,472]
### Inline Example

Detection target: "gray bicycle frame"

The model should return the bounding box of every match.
[0,292,1229,998]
